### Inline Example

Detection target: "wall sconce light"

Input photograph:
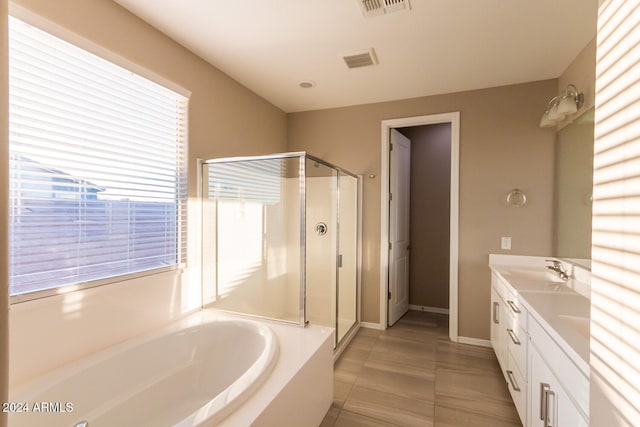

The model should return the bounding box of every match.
[539,84,584,127]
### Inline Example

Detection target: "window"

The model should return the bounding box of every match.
[8,16,188,300]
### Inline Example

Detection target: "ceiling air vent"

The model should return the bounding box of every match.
[343,48,378,69]
[358,0,411,17]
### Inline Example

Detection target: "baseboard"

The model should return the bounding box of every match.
[409,304,450,315]
[458,336,492,348]
[360,321,385,330]
[361,320,491,348]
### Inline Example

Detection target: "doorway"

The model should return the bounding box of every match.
[380,112,460,342]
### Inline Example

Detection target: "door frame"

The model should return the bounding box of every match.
[379,112,460,342]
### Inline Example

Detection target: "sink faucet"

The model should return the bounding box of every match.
[545,259,569,281]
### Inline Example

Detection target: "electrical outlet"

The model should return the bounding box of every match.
[501,237,512,250]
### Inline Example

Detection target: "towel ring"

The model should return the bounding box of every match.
[506,189,527,207]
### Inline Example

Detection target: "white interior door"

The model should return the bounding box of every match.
[388,129,411,326]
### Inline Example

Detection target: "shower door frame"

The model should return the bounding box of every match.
[200,152,361,338]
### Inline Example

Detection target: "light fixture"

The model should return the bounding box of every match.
[539,84,584,128]
[547,97,565,122]
[539,97,558,127]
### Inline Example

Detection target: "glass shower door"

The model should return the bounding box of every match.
[337,172,358,343]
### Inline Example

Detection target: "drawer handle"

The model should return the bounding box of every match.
[506,370,520,392]
[493,302,499,324]
[540,382,550,421]
[545,390,556,427]
[507,328,521,345]
[507,300,521,314]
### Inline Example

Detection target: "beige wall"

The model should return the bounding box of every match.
[288,80,557,339]
[1,0,9,423]
[6,0,287,388]
[399,124,451,310]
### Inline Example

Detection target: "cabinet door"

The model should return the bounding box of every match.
[490,286,508,372]
[529,346,587,427]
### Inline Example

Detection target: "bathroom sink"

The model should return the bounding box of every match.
[501,267,567,284]
[558,315,590,340]
[520,292,590,318]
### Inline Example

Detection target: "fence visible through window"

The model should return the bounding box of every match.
[8,16,188,299]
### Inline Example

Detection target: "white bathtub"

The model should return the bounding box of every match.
[8,311,278,427]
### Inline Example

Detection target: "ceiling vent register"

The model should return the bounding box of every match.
[358,0,411,17]
[343,48,378,69]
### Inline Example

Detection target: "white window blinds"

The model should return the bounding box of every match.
[207,159,284,204]
[591,0,640,423]
[8,16,188,299]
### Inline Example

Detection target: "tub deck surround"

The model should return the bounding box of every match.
[218,316,334,427]
[8,310,334,427]
[489,254,591,374]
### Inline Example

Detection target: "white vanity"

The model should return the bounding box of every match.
[489,254,590,427]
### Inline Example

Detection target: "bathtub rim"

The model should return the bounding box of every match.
[176,318,279,426]
[9,310,279,426]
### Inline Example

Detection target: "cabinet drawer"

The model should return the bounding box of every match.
[506,320,527,376]
[504,295,528,330]
[506,352,527,425]
[491,272,510,302]
[504,298,528,346]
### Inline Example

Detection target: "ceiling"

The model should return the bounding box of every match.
[113,0,598,113]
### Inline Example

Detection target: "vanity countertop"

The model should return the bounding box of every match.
[489,255,590,376]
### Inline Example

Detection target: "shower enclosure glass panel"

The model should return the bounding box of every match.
[202,156,302,324]
[305,159,338,330]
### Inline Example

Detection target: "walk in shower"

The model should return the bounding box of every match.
[201,152,360,348]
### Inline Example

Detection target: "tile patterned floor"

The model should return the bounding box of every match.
[320,311,523,427]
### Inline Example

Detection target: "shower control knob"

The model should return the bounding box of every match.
[315,222,328,236]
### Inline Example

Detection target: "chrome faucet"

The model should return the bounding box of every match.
[545,259,569,281]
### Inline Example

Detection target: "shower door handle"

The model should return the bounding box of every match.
[338,254,343,268]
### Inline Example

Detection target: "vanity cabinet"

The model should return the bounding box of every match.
[489,257,590,427]
[491,272,528,424]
